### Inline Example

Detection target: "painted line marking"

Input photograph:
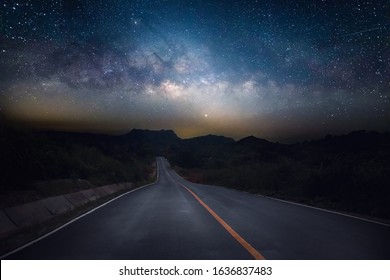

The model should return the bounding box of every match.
[181,183,265,260]
[1,160,161,260]
[258,195,390,227]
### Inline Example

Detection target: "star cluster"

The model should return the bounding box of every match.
[1,0,389,141]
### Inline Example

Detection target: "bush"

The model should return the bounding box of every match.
[0,126,153,192]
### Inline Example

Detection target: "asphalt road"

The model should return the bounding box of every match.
[4,157,390,259]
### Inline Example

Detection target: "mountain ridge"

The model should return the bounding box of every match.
[1,125,390,219]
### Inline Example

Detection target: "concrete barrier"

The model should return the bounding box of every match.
[5,201,53,228]
[65,191,89,207]
[1,182,133,240]
[102,182,132,194]
[102,184,120,194]
[81,189,98,201]
[101,184,114,195]
[0,210,18,239]
[120,182,133,190]
[94,186,109,198]
[41,195,75,215]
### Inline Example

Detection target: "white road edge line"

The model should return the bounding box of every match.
[1,160,160,260]
[257,194,390,227]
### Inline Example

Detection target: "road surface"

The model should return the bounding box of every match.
[4,157,390,259]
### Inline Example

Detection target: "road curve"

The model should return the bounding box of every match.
[4,157,390,259]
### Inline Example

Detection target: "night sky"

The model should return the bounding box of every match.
[1,0,389,142]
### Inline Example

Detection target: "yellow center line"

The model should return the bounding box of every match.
[180,183,266,260]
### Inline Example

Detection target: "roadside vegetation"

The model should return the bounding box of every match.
[0,124,154,208]
[2,123,389,221]
[169,131,390,220]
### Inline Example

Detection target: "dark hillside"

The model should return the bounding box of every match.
[0,126,154,207]
[1,124,389,220]
[171,131,390,220]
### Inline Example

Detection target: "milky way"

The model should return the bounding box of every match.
[1,0,389,141]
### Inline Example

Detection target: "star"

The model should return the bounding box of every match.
[0,0,388,142]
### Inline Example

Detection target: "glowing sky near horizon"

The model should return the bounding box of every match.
[0,0,389,141]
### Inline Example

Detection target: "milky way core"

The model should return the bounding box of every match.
[1,1,389,141]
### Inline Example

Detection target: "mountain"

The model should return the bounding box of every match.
[121,129,180,155]
[2,125,390,218]
[182,134,235,153]
[123,129,180,143]
[236,135,274,147]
